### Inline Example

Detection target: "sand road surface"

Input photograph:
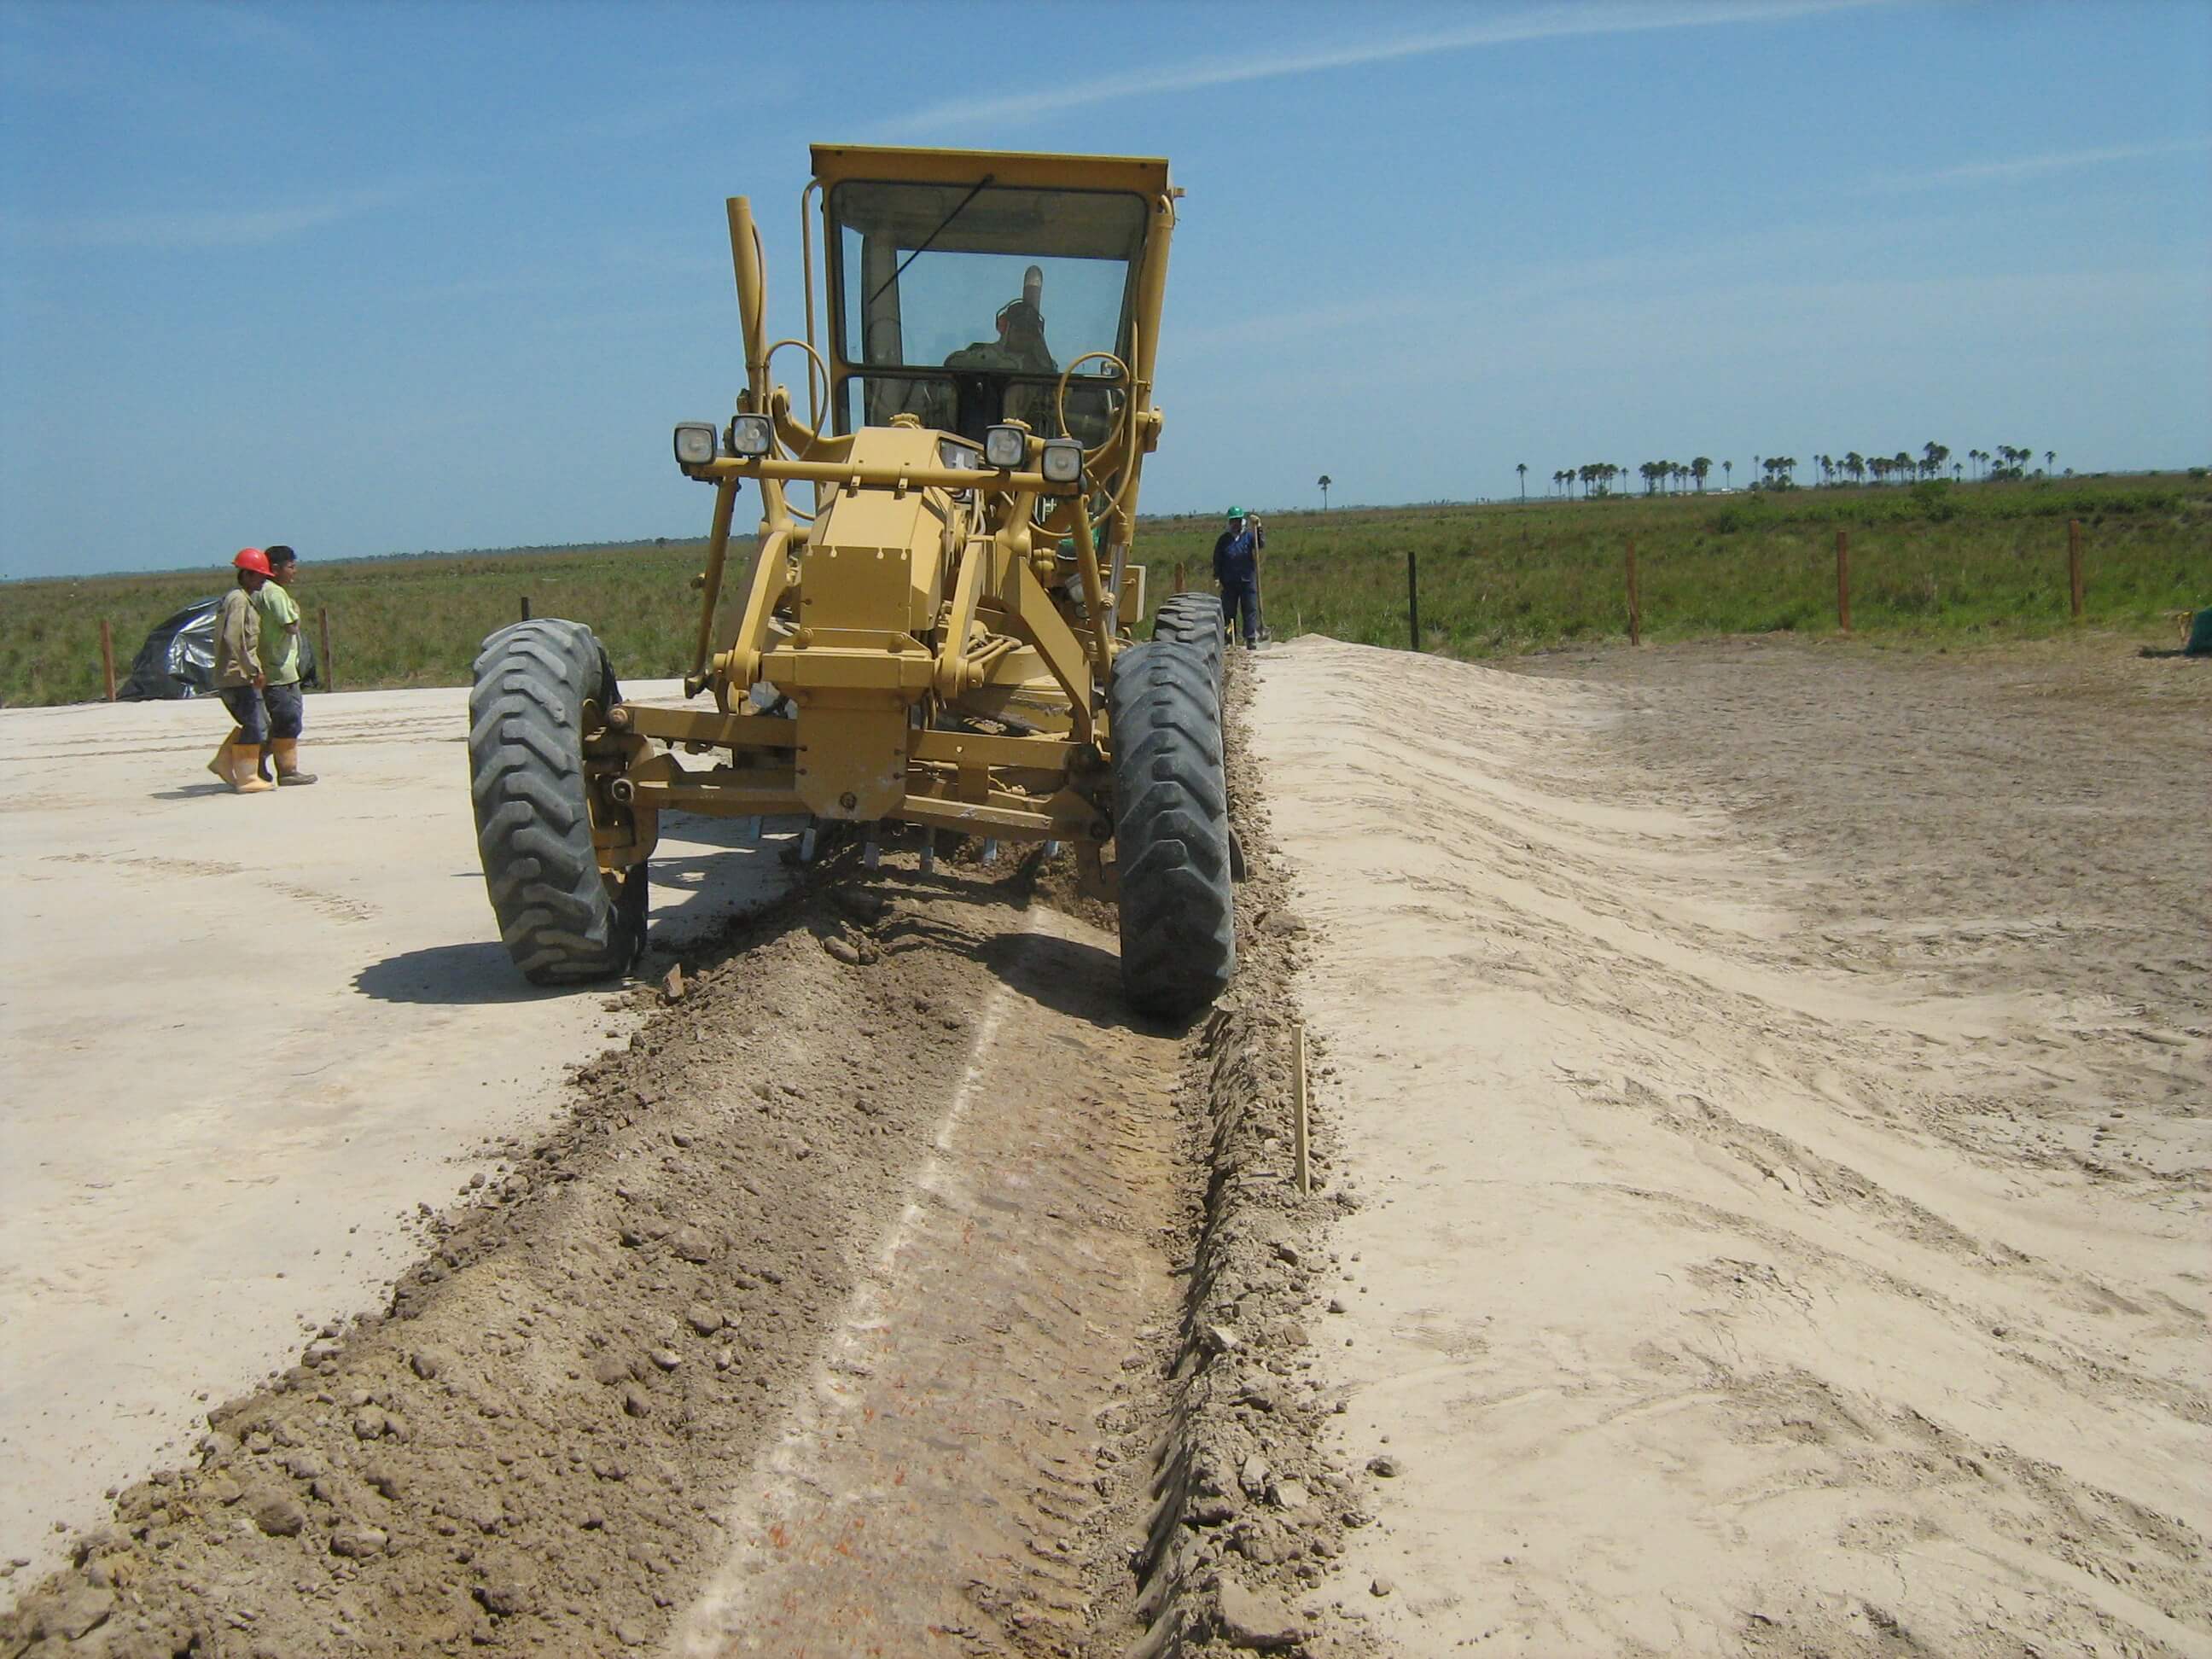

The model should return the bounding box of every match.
[1253,637,2209,1656]
[3,635,2204,1658]
[0,683,791,1582]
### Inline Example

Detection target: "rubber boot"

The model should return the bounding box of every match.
[207,726,242,781]
[271,738,317,786]
[230,743,276,795]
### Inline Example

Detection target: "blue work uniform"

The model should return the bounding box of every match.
[1212,522,1266,647]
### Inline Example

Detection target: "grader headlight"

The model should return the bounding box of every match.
[729,414,775,457]
[983,424,1027,469]
[672,422,719,466]
[1039,438,1083,485]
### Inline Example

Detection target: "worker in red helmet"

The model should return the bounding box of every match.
[207,548,276,795]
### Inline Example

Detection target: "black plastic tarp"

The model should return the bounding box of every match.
[119,597,319,701]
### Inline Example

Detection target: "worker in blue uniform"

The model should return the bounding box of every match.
[1211,507,1266,649]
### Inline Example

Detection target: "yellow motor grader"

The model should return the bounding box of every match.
[467,145,1234,1015]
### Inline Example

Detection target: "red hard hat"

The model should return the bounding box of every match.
[233,547,271,575]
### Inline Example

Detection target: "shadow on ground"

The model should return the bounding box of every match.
[352,942,572,1005]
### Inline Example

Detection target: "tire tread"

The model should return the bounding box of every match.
[466,620,642,985]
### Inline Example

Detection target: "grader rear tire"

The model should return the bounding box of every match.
[1109,639,1234,1017]
[468,619,645,985]
[1152,591,1225,702]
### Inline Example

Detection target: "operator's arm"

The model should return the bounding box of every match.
[1212,532,1229,585]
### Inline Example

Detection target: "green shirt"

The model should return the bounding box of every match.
[254,582,302,684]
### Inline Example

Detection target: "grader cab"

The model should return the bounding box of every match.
[466,146,1235,1016]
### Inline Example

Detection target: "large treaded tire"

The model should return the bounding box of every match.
[1110,639,1235,1018]
[1152,591,1225,703]
[468,620,644,985]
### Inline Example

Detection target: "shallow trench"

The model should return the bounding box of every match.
[0,857,1200,1659]
[674,905,1185,1656]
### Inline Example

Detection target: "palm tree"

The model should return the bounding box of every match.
[1692,456,1711,492]
[1318,474,1331,509]
[1722,459,1732,488]
[1516,462,1527,503]
[2044,449,2055,474]
[1844,451,1864,486]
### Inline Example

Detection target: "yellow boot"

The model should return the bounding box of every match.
[207,725,242,781]
[271,738,317,786]
[230,743,276,795]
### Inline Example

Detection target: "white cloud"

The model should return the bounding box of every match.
[873,0,1891,138]
[17,203,352,250]
[1860,136,2212,192]
[4,185,416,252]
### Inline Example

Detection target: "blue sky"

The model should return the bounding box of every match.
[2,0,2207,579]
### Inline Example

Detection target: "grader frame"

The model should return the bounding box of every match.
[469,146,1235,1014]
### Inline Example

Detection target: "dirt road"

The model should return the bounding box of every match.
[5,635,2205,1657]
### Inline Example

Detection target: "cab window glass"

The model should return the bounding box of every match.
[830,181,1145,435]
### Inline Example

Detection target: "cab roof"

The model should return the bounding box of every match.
[810,144,1172,200]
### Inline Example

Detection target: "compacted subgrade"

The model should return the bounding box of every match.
[1120,654,1382,1659]
[0,853,1180,1659]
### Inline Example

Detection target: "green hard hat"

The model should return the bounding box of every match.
[1226,505,1245,520]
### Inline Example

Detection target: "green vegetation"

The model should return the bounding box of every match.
[0,540,719,707]
[3,475,2203,707]
[1134,472,2209,656]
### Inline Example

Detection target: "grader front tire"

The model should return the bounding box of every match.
[468,620,645,985]
[1109,640,1235,1018]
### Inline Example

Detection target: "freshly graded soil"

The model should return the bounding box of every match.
[2,857,1201,1658]
[1253,633,2209,1656]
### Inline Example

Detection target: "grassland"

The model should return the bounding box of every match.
[3,474,2204,707]
[1132,472,2209,656]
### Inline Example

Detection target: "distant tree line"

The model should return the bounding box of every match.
[1542,442,2061,498]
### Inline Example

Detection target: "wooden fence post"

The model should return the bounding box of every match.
[1173,561,1186,595]
[1406,548,1421,651]
[1627,538,1641,646]
[2069,519,2083,620]
[521,595,533,621]
[100,620,117,701]
[1837,529,1852,633]
[318,606,335,692]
